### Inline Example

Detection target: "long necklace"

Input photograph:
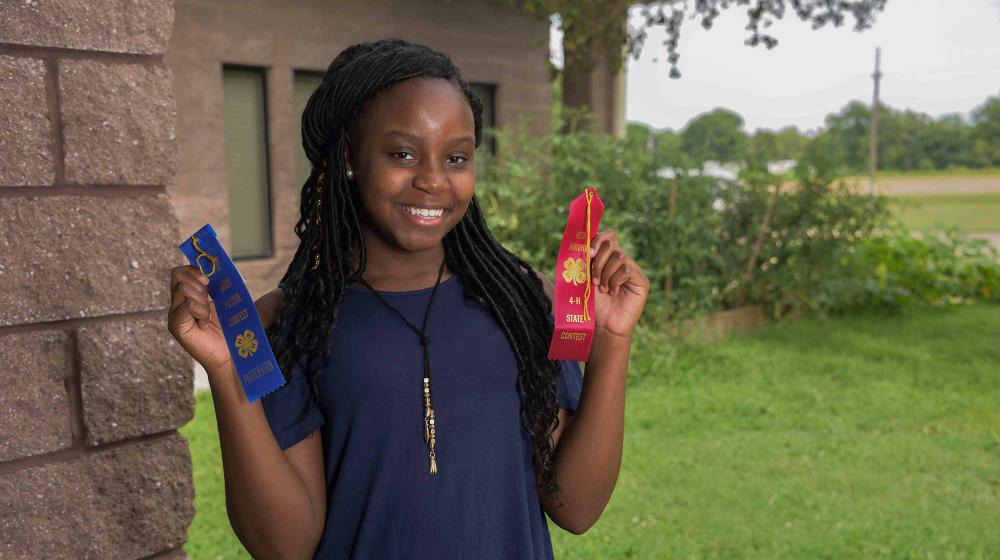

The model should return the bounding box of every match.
[358,257,447,476]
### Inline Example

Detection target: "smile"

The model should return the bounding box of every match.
[401,204,445,218]
[399,204,447,225]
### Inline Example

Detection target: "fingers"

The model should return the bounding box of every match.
[168,265,213,329]
[600,251,626,293]
[171,282,213,325]
[589,230,618,286]
[170,265,209,293]
[607,260,632,295]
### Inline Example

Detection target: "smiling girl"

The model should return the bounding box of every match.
[167,38,648,559]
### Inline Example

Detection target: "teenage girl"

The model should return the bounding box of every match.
[168,38,648,559]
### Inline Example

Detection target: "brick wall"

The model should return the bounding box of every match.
[0,2,195,558]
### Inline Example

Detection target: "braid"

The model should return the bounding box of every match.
[266,38,566,504]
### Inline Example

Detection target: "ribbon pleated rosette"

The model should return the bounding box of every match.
[178,224,285,403]
[548,187,605,362]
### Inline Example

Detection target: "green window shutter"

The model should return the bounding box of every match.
[294,71,325,188]
[222,66,272,259]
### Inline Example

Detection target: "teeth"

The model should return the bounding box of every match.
[402,205,444,218]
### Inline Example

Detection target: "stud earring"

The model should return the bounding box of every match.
[346,168,355,180]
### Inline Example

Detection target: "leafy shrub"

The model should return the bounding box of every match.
[477,116,1000,327]
[821,227,1000,312]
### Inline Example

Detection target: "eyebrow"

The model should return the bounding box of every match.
[383,129,474,148]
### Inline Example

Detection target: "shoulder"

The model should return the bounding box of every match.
[523,266,554,310]
[255,286,286,329]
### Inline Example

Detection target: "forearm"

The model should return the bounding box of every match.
[208,363,322,559]
[545,328,630,533]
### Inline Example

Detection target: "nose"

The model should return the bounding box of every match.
[412,160,447,194]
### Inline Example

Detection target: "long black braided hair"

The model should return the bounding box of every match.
[265,38,567,503]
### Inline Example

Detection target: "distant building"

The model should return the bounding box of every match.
[657,159,799,181]
[767,159,797,175]
[165,0,576,297]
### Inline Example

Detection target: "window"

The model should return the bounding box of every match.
[469,82,497,156]
[222,66,272,259]
[293,71,325,188]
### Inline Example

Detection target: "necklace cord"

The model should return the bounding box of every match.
[357,257,448,475]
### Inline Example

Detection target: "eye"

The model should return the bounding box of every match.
[391,151,415,161]
[447,154,469,165]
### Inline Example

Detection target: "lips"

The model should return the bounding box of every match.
[398,203,448,226]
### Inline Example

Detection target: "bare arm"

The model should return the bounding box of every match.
[168,267,325,559]
[529,230,646,534]
[540,327,629,535]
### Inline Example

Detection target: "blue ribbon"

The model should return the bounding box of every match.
[178,224,285,403]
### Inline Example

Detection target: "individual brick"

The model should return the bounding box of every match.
[0,194,184,326]
[0,433,195,559]
[78,316,193,445]
[0,0,173,55]
[59,59,177,185]
[0,330,73,462]
[0,56,55,186]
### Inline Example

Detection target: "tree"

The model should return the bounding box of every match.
[821,100,873,171]
[504,0,888,131]
[680,108,747,165]
[971,95,1000,167]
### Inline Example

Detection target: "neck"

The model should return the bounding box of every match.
[351,222,451,292]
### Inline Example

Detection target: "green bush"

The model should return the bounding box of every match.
[477,115,1000,326]
[821,227,1000,312]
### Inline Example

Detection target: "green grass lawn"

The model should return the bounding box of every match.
[181,304,1000,559]
[890,193,1000,232]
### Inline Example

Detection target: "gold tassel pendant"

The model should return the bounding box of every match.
[423,377,439,475]
[427,411,438,476]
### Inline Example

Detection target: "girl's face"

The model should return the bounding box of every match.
[348,77,476,254]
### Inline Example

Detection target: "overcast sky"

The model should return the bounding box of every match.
[554,0,1000,134]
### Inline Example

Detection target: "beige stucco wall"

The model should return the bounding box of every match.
[165,0,553,298]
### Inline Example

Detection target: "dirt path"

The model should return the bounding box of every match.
[872,175,1000,196]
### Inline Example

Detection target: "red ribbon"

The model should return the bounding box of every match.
[548,187,604,362]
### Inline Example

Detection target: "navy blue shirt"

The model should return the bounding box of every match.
[262,273,584,559]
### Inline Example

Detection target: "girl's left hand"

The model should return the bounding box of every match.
[589,229,649,339]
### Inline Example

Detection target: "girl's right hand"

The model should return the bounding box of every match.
[167,265,232,373]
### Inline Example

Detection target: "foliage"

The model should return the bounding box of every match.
[805,95,1000,173]
[821,227,1000,312]
[504,0,887,79]
[477,113,1000,326]
[971,95,1000,167]
[680,108,748,165]
[717,172,892,318]
[631,93,1000,174]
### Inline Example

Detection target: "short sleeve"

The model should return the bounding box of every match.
[556,359,584,413]
[260,358,326,451]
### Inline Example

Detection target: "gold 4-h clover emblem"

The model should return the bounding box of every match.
[561,257,588,286]
[234,329,258,358]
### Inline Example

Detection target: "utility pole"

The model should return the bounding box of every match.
[868,47,882,196]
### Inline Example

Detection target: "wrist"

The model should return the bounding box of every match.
[594,325,633,349]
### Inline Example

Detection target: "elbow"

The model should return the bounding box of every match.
[242,540,319,560]
[556,510,599,536]
[564,516,597,536]
[229,512,321,560]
